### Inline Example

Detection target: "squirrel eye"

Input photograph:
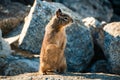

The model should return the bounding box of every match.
[64,17,68,20]
[63,17,68,21]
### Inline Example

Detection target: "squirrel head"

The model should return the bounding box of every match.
[55,9,73,28]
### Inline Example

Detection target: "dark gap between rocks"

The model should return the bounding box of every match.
[84,42,107,72]
[11,0,34,6]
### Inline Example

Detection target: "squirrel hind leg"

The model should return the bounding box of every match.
[57,66,66,74]
[39,65,47,75]
[39,70,47,75]
[39,69,56,75]
[57,58,67,74]
[46,71,57,75]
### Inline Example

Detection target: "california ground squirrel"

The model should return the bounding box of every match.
[39,9,73,75]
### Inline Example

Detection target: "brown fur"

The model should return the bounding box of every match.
[39,9,73,75]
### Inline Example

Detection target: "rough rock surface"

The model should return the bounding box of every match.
[4,59,39,76]
[0,29,40,76]
[103,22,120,74]
[61,0,113,22]
[0,73,120,80]
[0,58,8,75]
[19,0,94,72]
[0,29,12,57]
[90,60,109,73]
[0,29,12,75]
[0,1,30,35]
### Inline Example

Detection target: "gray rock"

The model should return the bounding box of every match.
[0,58,8,75]
[90,60,109,73]
[0,2,30,35]
[19,0,94,72]
[83,18,120,74]
[0,29,12,58]
[0,29,13,75]
[103,22,120,74]
[61,0,113,22]
[4,23,24,45]
[4,59,39,76]
[0,58,7,69]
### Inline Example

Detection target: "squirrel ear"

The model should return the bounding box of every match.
[56,9,62,17]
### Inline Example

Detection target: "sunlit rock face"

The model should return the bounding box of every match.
[103,22,120,74]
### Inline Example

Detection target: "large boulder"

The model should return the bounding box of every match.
[0,1,30,36]
[61,0,113,22]
[19,0,94,72]
[103,22,120,74]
